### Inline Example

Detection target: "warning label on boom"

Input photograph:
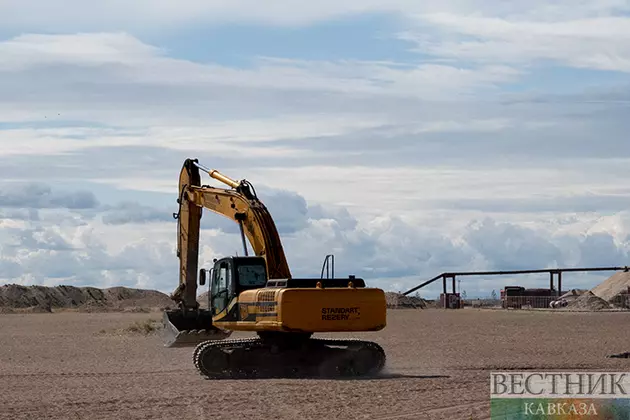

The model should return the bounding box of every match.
[321,307,360,321]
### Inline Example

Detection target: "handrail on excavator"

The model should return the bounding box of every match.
[320,254,335,279]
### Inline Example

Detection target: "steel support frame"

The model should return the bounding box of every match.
[403,266,628,298]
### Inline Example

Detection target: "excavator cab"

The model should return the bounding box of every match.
[163,255,271,347]
[205,256,268,316]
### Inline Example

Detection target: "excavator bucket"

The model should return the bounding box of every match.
[162,309,232,348]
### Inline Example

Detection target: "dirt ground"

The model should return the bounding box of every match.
[1,309,629,420]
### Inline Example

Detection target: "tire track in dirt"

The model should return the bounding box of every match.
[0,369,190,378]
[369,400,489,420]
[0,396,204,420]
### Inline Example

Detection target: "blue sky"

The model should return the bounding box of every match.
[1,1,630,298]
[148,14,417,65]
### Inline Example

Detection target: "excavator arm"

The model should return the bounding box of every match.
[164,158,292,347]
[169,158,291,315]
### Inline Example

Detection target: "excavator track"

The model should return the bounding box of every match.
[193,337,385,379]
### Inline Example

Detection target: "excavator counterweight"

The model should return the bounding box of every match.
[163,158,387,378]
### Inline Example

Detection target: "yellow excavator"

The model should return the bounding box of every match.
[163,158,387,378]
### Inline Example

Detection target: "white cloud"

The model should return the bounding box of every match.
[1,183,629,297]
[230,164,630,219]
[0,183,98,209]
[0,32,522,126]
[403,13,630,72]
[463,218,564,270]
[0,124,340,159]
[1,32,627,171]
[1,0,628,30]
[0,33,160,71]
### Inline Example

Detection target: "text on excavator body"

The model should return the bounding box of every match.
[321,307,360,321]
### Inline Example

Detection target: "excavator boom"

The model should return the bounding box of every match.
[164,158,292,347]
[185,185,291,279]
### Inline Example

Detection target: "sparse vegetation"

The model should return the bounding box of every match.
[98,318,163,336]
[123,319,162,335]
[385,291,426,308]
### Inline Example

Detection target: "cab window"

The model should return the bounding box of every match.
[237,264,267,288]
[211,261,232,314]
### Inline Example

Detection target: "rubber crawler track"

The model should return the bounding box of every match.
[192,337,386,379]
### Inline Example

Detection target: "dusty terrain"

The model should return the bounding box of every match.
[1,309,629,420]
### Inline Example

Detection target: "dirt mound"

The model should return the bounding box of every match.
[558,289,587,302]
[385,292,425,309]
[591,271,630,302]
[560,289,587,299]
[0,284,174,313]
[566,291,612,311]
[100,287,173,309]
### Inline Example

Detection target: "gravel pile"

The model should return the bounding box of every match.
[566,291,612,311]
[559,289,587,301]
[385,292,426,309]
[590,271,630,304]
